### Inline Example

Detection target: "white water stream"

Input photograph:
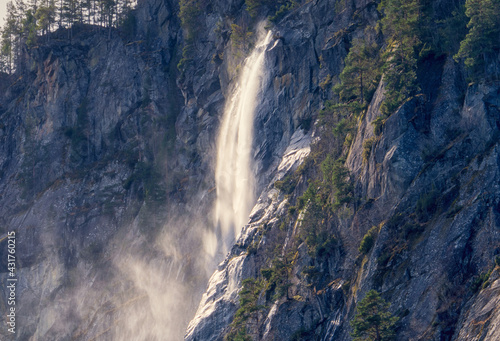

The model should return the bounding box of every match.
[213,30,273,253]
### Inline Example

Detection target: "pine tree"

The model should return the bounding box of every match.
[62,0,78,39]
[454,0,500,78]
[22,9,38,47]
[179,0,203,42]
[351,290,399,341]
[378,0,421,115]
[99,0,115,28]
[335,37,381,108]
[1,29,13,73]
[1,2,17,73]
[35,0,56,39]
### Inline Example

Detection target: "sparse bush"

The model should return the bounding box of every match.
[261,254,293,301]
[225,278,265,341]
[362,137,378,163]
[245,0,298,22]
[471,269,492,293]
[274,174,296,195]
[319,74,332,90]
[372,116,386,136]
[230,23,253,56]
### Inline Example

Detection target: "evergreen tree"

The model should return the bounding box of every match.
[335,37,381,108]
[351,290,399,341]
[35,0,56,39]
[179,0,203,42]
[1,2,18,73]
[1,28,13,73]
[99,0,115,28]
[378,0,421,115]
[22,9,37,47]
[454,0,500,77]
[436,4,468,55]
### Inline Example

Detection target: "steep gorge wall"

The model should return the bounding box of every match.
[185,1,500,341]
[0,0,207,339]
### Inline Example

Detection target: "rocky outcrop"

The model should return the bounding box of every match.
[455,268,500,341]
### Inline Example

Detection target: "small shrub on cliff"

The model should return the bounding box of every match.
[470,269,492,293]
[362,136,378,163]
[225,278,265,341]
[178,0,205,70]
[378,0,431,116]
[274,174,296,195]
[261,253,294,300]
[372,116,386,136]
[320,155,354,209]
[245,0,298,21]
[230,23,253,56]
[359,226,379,254]
[179,0,203,42]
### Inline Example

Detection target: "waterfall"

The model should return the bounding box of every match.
[214,30,273,253]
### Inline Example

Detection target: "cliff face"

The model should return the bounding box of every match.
[183,0,500,341]
[0,0,203,339]
[1,0,500,340]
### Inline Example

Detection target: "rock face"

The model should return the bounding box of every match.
[183,2,500,341]
[1,0,500,340]
[0,0,207,339]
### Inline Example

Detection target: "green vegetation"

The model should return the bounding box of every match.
[261,252,294,300]
[290,154,349,258]
[177,0,205,70]
[454,0,500,78]
[225,278,265,341]
[372,116,385,136]
[351,290,398,341]
[373,0,499,113]
[378,0,421,115]
[470,257,500,293]
[359,226,379,254]
[470,269,492,293]
[274,173,297,195]
[320,155,354,209]
[362,136,377,163]
[179,0,203,42]
[245,0,298,22]
[436,4,468,55]
[230,23,253,58]
[0,0,136,72]
[334,36,381,113]
[269,0,298,23]
[374,211,424,284]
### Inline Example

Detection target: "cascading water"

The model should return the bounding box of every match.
[213,30,273,253]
